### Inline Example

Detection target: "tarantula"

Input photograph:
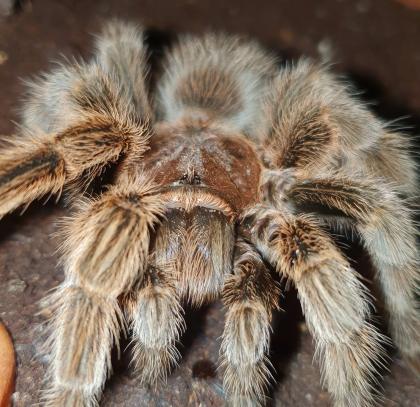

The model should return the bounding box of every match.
[0,20,418,407]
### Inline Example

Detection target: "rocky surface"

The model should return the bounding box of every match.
[0,1,419,406]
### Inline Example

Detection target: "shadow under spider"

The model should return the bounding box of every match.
[266,286,303,407]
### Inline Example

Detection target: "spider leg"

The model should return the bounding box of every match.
[220,240,280,407]
[125,265,185,385]
[41,174,164,406]
[245,206,386,407]
[257,58,417,197]
[94,19,152,117]
[257,57,419,373]
[0,21,150,218]
[283,176,420,371]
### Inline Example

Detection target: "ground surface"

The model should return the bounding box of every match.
[0,1,420,406]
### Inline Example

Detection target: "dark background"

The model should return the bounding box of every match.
[0,1,419,406]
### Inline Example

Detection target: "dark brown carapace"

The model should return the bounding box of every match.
[0,20,418,407]
[144,120,261,304]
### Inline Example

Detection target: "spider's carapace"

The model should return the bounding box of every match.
[145,122,262,212]
[142,122,262,304]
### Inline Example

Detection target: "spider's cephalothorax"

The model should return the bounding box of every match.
[0,20,418,407]
[142,122,262,305]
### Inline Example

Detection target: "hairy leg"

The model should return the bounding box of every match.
[245,207,386,406]
[94,19,152,117]
[279,175,420,369]
[41,175,164,406]
[125,265,185,384]
[0,111,146,217]
[221,240,280,407]
[256,59,418,367]
[0,21,151,218]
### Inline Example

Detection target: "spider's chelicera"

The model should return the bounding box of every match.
[0,20,418,407]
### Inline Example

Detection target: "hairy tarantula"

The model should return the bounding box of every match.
[0,20,419,407]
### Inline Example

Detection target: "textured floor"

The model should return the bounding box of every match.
[0,1,420,406]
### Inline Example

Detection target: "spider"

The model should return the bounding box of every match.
[0,19,418,407]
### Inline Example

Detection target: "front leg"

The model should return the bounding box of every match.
[221,240,280,407]
[41,175,164,406]
[282,175,420,371]
[245,206,386,407]
[126,265,185,385]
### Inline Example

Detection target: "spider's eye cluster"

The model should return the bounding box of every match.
[179,172,202,185]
